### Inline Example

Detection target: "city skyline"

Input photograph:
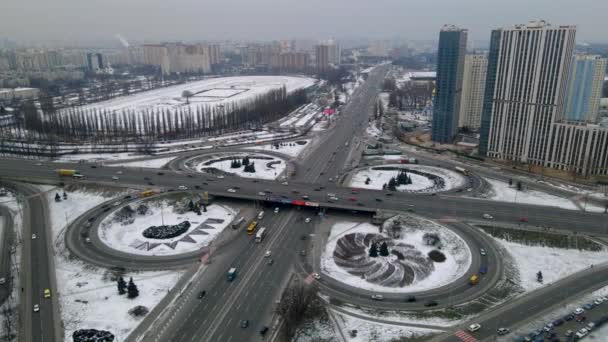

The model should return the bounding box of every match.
[2,0,608,44]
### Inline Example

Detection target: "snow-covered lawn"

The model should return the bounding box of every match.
[43,186,185,341]
[64,76,315,115]
[485,178,579,210]
[321,216,471,293]
[98,198,235,256]
[193,152,286,180]
[490,235,608,292]
[349,164,465,193]
[243,140,310,158]
[333,311,441,342]
[111,156,177,169]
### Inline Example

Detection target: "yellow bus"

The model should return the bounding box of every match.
[247,221,258,235]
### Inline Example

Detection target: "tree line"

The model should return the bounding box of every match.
[3,87,307,144]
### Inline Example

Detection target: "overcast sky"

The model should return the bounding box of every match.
[3,0,607,45]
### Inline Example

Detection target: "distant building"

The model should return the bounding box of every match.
[564,55,607,123]
[0,87,39,102]
[277,52,309,72]
[86,52,103,71]
[142,43,211,74]
[315,44,330,71]
[458,54,487,129]
[431,25,468,144]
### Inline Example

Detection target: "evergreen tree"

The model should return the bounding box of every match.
[365,177,371,185]
[388,177,397,191]
[517,181,523,191]
[117,276,127,295]
[407,175,412,185]
[368,243,378,258]
[379,242,389,257]
[188,200,195,211]
[536,271,543,283]
[54,193,61,202]
[127,277,139,299]
[508,178,513,186]
[63,191,68,200]
[382,183,387,190]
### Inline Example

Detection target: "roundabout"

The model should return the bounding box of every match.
[184,152,288,180]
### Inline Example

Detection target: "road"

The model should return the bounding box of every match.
[0,205,13,305]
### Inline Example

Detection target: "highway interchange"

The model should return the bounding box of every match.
[1,64,608,342]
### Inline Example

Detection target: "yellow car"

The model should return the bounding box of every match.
[44,289,51,298]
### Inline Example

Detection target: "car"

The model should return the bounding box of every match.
[586,322,596,331]
[240,320,249,328]
[482,213,493,219]
[148,181,154,186]
[202,182,208,185]
[227,188,237,193]
[194,185,201,189]
[258,191,266,196]
[274,207,279,213]
[543,323,553,332]
[496,327,509,335]
[33,304,40,312]
[217,175,225,179]
[371,294,384,301]
[90,165,97,168]
[576,315,586,323]
[36,162,43,166]
[157,172,164,175]
[312,273,321,280]
[111,176,119,181]
[300,235,307,240]
[575,328,588,339]
[564,330,574,337]
[178,185,188,190]
[32,233,37,239]
[468,324,481,332]
[356,202,364,206]
[583,303,594,310]
[302,195,310,200]
[594,298,604,305]
[259,326,269,335]
[85,237,91,243]
[198,291,206,299]
[305,218,311,223]
[574,308,585,315]
[405,296,416,302]
[267,258,274,265]
[479,248,487,256]
[424,301,438,307]
[300,250,306,256]
[44,289,51,298]
[292,190,299,194]
[329,196,339,201]
[563,314,574,321]
[0,277,6,285]
[351,189,359,194]
[187,174,193,178]
[552,318,564,326]
[385,193,393,196]
[349,197,357,201]
[313,188,321,191]
[519,217,529,222]
[281,181,289,186]
[375,198,382,202]
[116,170,123,175]
[144,177,150,181]
[264,250,272,257]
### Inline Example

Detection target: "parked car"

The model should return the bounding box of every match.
[574,308,585,315]
[496,327,509,335]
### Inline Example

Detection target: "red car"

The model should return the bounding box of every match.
[519,217,529,222]
[351,189,360,194]
[349,197,357,201]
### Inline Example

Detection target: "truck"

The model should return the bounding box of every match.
[257,211,265,220]
[232,217,245,230]
[57,169,82,178]
[139,190,157,198]
[255,227,267,243]
[455,166,469,176]
[227,268,237,281]
[469,275,479,285]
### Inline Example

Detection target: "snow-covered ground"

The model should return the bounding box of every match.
[111,156,177,169]
[332,311,441,342]
[42,186,185,341]
[484,178,579,210]
[98,198,235,256]
[321,216,471,293]
[62,76,315,115]
[349,164,466,193]
[193,152,286,180]
[243,140,310,158]
[488,233,608,292]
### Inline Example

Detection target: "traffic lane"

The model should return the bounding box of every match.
[0,210,11,303]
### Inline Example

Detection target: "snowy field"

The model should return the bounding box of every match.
[243,140,310,158]
[321,216,471,293]
[333,311,440,342]
[349,164,466,193]
[487,233,608,292]
[111,156,177,169]
[63,76,315,115]
[98,198,235,256]
[192,152,287,180]
[484,178,579,210]
[42,186,185,341]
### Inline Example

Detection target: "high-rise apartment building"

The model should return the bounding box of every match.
[564,55,607,123]
[458,54,487,129]
[315,45,330,71]
[479,20,577,163]
[142,43,211,74]
[431,25,467,143]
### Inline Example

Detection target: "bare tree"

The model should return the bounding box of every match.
[182,90,194,105]
[275,281,317,341]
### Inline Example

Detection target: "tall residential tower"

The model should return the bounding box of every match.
[431,25,467,144]
[564,55,607,123]
[458,54,488,130]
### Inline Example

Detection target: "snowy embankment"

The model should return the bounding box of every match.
[321,216,471,293]
[332,311,440,342]
[111,157,177,169]
[243,140,310,158]
[193,152,286,180]
[42,186,184,341]
[484,178,579,210]
[99,198,235,256]
[349,164,465,193]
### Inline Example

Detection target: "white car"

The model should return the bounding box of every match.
[258,192,266,196]
[479,248,487,256]
[574,307,585,315]
[116,171,123,175]
[31,233,37,240]
[468,324,481,332]
[371,294,383,301]
[0,277,6,285]
[281,182,288,186]
[305,218,311,223]
[312,273,321,280]
[33,304,40,312]
[111,176,119,181]
[227,188,236,193]
[217,175,225,179]
[264,250,272,257]
[575,328,589,339]
[274,208,279,214]
[482,213,493,220]
[178,185,188,190]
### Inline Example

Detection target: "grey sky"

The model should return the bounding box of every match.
[2,0,607,44]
